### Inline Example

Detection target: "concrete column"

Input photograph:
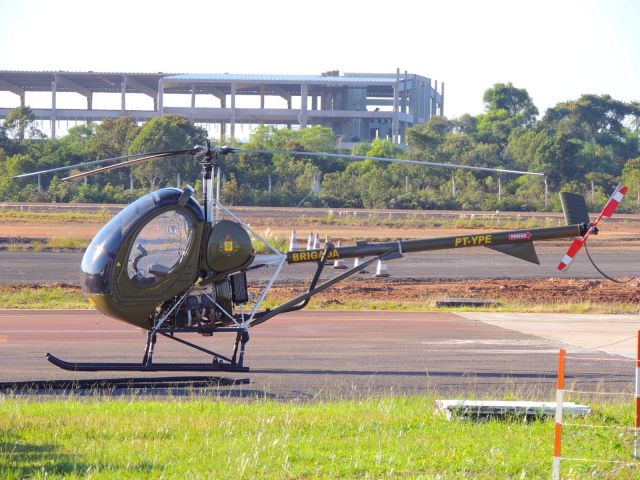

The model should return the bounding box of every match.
[260,86,265,109]
[190,85,196,120]
[416,80,426,122]
[230,83,236,139]
[20,94,25,107]
[51,77,57,138]
[424,81,431,121]
[422,80,428,121]
[402,70,408,114]
[311,92,317,110]
[440,81,445,116]
[220,123,226,142]
[157,79,164,116]
[392,68,399,145]
[300,83,308,127]
[432,80,438,116]
[121,76,127,114]
[219,94,226,142]
[86,93,93,125]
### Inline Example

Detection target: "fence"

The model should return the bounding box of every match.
[552,331,640,479]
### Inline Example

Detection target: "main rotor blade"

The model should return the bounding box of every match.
[236,149,544,177]
[62,148,196,182]
[11,152,159,179]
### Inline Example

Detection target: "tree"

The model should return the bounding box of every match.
[482,82,539,126]
[622,157,640,210]
[406,116,453,159]
[366,138,401,159]
[128,116,207,189]
[476,83,538,147]
[531,133,581,189]
[542,95,633,142]
[91,117,141,159]
[4,106,44,141]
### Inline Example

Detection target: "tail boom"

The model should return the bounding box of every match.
[287,225,581,265]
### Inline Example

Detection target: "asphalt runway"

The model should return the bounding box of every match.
[1,249,637,285]
[0,310,635,399]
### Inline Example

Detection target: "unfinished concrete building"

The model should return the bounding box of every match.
[0,69,444,145]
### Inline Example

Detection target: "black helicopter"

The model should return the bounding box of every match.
[14,143,628,372]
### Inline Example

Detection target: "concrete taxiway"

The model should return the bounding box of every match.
[0,310,637,399]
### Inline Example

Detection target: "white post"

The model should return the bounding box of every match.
[553,349,566,480]
[544,178,549,208]
[635,331,640,459]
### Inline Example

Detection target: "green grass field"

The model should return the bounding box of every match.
[0,396,638,479]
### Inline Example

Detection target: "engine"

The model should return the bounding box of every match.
[161,272,250,333]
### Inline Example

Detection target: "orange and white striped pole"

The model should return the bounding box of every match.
[635,331,640,459]
[553,348,566,480]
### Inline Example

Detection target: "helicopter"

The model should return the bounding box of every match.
[13,142,628,372]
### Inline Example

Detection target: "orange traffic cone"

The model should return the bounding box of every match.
[306,233,314,250]
[333,241,347,269]
[313,233,321,249]
[289,230,298,251]
[374,259,390,277]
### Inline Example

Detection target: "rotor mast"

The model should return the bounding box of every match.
[200,141,224,224]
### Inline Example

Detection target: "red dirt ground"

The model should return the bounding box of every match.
[257,277,640,307]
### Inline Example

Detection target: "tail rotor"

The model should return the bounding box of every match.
[557,184,628,272]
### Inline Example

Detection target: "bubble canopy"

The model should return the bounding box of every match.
[80,188,204,294]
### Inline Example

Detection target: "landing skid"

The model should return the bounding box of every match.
[46,353,249,372]
[47,326,250,373]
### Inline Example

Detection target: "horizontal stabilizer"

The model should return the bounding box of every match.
[560,192,590,225]
[486,241,540,265]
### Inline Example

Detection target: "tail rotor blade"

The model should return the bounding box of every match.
[557,238,585,271]
[597,184,628,221]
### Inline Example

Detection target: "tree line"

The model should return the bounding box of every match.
[1,83,639,212]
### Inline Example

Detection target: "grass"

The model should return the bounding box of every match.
[299,211,565,231]
[260,298,639,314]
[5,237,89,252]
[0,285,636,314]
[0,285,89,309]
[0,396,637,479]
[251,231,290,254]
[0,208,561,231]
[0,209,113,224]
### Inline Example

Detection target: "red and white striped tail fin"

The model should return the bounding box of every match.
[557,184,627,272]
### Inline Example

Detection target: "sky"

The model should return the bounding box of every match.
[0,0,638,119]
